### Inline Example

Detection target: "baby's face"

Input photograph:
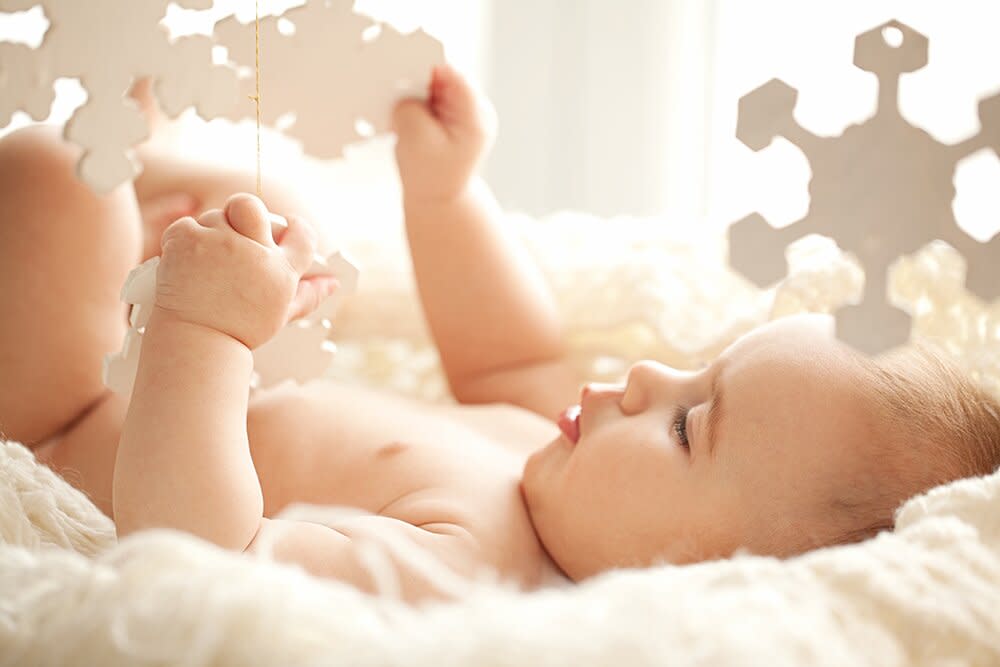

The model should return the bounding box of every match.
[521,314,878,580]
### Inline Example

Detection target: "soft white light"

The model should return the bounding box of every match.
[954,148,1000,243]
[0,5,48,47]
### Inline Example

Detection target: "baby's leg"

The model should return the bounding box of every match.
[0,126,142,445]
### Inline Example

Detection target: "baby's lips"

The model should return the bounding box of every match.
[557,405,582,444]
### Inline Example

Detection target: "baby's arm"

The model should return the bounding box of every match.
[113,196,332,548]
[394,66,579,418]
[112,195,477,602]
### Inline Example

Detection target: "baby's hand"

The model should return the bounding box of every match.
[153,194,337,349]
[393,64,498,204]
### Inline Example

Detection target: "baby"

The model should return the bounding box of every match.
[2,66,999,604]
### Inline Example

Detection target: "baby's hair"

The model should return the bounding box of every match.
[831,341,1000,546]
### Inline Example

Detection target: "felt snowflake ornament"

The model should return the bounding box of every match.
[727,20,1000,354]
[212,0,445,157]
[0,0,239,193]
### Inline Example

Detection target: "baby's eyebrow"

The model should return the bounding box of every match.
[705,369,726,460]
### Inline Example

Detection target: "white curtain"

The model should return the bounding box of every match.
[481,0,716,220]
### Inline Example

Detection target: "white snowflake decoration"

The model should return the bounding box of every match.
[727,20,1000,354]
[2,0,446,387]
[213,0,444,157]
[103,240,360,397]
[0,0,444,188]
[0,0,238,192]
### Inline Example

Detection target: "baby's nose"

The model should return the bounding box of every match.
[626,360,699,387]
[622,361,679,412]
[581,382,624,399]
[580,382,625,414]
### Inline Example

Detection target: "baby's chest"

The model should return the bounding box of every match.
[245,380,550,519]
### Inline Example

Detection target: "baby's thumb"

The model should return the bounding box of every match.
[392,98,437,139]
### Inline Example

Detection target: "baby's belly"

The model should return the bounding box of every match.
[246,379,558,517]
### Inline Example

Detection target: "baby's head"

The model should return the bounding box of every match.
[521,314,1000,580]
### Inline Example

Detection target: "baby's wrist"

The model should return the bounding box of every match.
[402,190,463,212]
[147,307,252,353]
[402,178,479,213]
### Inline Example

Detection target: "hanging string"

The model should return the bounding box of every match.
[250,0,262,198]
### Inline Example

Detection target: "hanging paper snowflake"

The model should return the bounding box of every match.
[0,0,444,190]
[727,20,1000,354]
[212,0,444,158]
[0,0,238,192]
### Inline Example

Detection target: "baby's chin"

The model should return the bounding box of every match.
[519,442,552,508]
[519,435,576,533]
[521,434,569,487]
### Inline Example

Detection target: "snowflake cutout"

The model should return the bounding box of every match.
[1,0,444,189]
[0,0,239,193]
[103,243,360,396]
[213,0,444,158]
[252,320,337,389]
[727,20,1000,354]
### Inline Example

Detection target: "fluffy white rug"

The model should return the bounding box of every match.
[2,210,998,666]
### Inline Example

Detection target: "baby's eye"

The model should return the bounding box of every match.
[671,406,690,450]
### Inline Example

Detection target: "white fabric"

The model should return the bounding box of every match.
[1,211,998,665]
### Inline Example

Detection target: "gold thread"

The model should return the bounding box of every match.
[249,0,262,198]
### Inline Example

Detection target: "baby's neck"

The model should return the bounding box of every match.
[519,486,572,589]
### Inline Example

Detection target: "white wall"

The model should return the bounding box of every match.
[482,0,713,219]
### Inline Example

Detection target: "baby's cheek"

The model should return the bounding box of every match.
[577,437,634,492]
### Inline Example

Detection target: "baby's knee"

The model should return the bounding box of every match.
[0,125,82,188]
[0,126,142,443]
[0,124,141,224]
[0,124,141,257]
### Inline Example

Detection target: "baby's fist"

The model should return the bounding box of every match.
[154,194,334,349]
[393,64,497,203]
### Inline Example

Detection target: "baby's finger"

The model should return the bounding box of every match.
[393,97,441,139]
[286,276,339,323]
[430,64,479,125]
[225,193,274,246]
[160,215,201,246]
[267,213,291,243]
[277,215,317,276]
[196,208,227,229]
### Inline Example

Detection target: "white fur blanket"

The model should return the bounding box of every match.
[2,210,999,666]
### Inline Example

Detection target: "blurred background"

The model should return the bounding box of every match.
[1,0,998,241]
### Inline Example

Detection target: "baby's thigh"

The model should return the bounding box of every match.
[0,126,142,444]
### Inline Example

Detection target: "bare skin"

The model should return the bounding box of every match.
[1,66,880,604]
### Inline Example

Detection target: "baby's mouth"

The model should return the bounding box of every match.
[556,405,581,444]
